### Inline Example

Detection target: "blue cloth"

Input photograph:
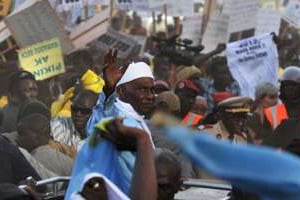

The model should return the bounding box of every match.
[164,126,300,200]
[66,92,143,199]
[86,92,117,135]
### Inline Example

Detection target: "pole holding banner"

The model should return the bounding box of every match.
[164,4,168,38]
[201,0,216,39]
[152,11,156,35]
[109,0,114,20]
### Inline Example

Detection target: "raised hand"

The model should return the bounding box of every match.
[102,49,126,94]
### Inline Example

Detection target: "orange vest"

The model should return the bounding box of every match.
[182,112,204,126]
[265,104,288,129]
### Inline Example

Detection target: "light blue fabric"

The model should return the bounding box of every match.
[164,126,300,200]
[65,92,143,199]
[86,92,117,135]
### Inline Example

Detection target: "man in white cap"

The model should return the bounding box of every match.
[87,60,155,138]
[265,66,300,130]
[72,51,156,196]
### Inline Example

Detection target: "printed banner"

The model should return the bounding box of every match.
[18,38,66,80]
[226,34,279,98]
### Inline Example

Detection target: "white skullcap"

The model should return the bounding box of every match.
[70,173,130,200]
[116,62,154,88]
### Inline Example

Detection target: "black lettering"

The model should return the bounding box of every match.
[32,70,40,77]
[34,58,43,66]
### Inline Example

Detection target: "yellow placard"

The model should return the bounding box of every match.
[0,0,11,16]
[18,38,66,81]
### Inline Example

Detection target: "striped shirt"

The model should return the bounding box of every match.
[51,117,84,152]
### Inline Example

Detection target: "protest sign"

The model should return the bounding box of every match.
[129,35,147,56]
[223,0,260,34]
[70,8,109,50]
[5,0,74,54]
[115,0,150,11]
[181,15,202,45]
[0,0,12,16]
[97,0,109,5]
[255,8,281,36]
[92,28,140,59]
[166,0,194,17]
[115,0,133,10]
[149,0,166,9]
[259,0,278,9]
[226,33,279,98]
[202,13,229,53]
[18,38,65,80]
[283,0,300,28]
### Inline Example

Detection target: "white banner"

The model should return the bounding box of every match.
[283,0,300,28]
[167,0,194,17]
[255,8,281,36]
[148,0,194,16]
[181,15,202,45]
[202,13,229,53]
[223,0,260,34]
[115,0,149,11]
[226,34,279,98]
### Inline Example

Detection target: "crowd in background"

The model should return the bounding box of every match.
[1,7,300,200]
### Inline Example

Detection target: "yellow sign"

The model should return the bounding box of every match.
[18,38,66,80]
[0,0,11,16]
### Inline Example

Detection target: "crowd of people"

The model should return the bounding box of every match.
[1,7,300,200]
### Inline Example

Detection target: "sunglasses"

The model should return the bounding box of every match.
[71,105,92,115]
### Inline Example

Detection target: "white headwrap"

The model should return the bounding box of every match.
[116,62,154,88]
[70,173,130,200]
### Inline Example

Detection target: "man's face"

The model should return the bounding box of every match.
[221,112,248,135]
[118,78,155,118]
[16,125,38,152]
[156,164,181,200]
[71,97,95,136]
[154,57,170,81]
[261,94,278,108]
[19,79,38,100]
[175,89,198,118]
[280,81,300,103]
[212,66,233,87]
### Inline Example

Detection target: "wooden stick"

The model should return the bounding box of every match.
[164,4,168,38]
[174,17,181,36]
[109,0,114,21]
[152,11,156,35]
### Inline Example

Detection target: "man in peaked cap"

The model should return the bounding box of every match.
[204,96,253,143]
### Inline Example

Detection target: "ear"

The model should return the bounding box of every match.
[116,86,126,100]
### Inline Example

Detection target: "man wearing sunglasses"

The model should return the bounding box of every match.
[265,66,300,130]
[51,90,98,152]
